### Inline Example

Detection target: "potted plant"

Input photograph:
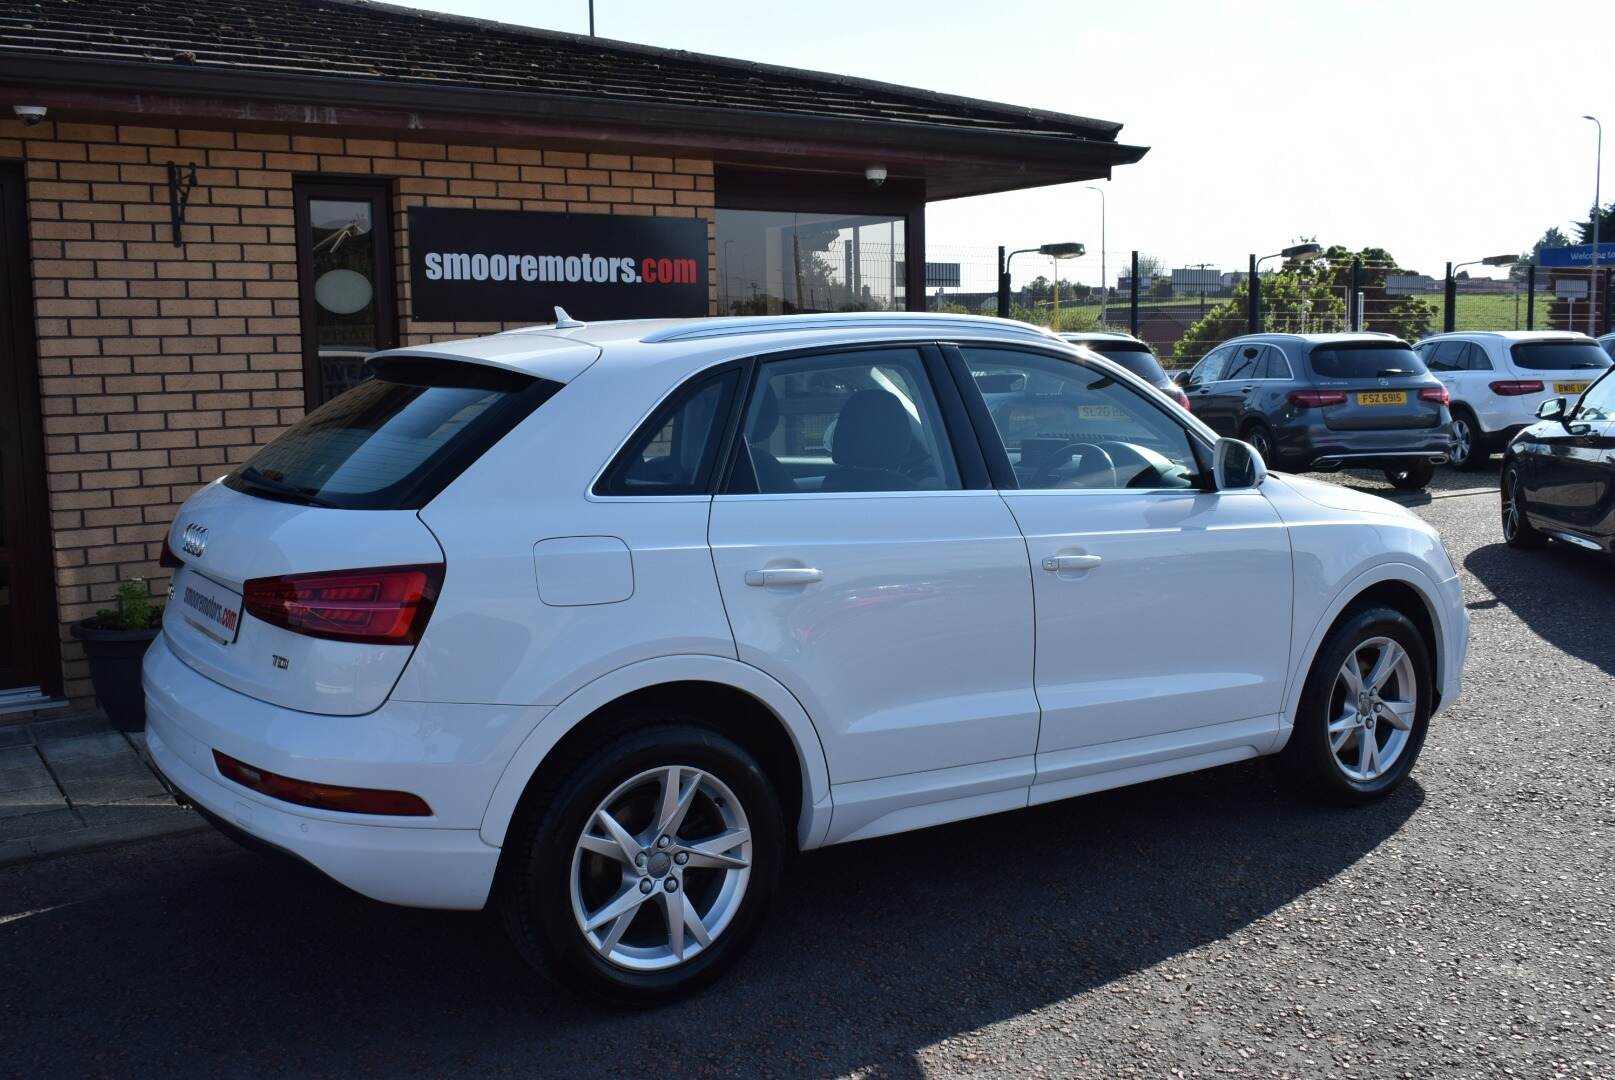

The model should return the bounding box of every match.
[72,578,163,732]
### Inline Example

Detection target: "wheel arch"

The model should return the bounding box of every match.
[1280,563,1449,746]
[479,655,832,853]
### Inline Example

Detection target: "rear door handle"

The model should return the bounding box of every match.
[744,567,823,587]
[1240,385,1256,393]
[1041,554,1103,573]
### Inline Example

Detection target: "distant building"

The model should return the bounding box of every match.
[1171,268,1223,293]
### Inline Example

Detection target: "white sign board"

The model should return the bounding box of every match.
[1556,279,1589,299]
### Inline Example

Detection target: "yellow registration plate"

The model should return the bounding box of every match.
[1356,391,1407,406]
[1555,382,1589,395]
[1077,404,1127,421]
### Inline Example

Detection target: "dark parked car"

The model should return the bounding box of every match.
[1060,331,1192,410]
[1501,367,1615,555]
[1179,333,1455,490]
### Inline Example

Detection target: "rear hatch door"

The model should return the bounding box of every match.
[1505,338,1613,399]
[1307,341,1445,431]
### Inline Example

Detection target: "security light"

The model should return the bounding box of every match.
[1038,242,1086,258]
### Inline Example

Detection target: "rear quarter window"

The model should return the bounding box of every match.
[1307,343,1427,380]
[224,359,559,510]
[1088,345,1168,385]
[1509,341,1613,372]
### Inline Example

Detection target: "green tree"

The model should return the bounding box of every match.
[1572,202,1615,245]
[1174,259,1343,363]
[1316,245,1435,341]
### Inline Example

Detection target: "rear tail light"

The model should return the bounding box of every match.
[1167,386,1192,411]
[242,564,443,645]
[1287,389,1349,408]
[159,535,182,569]
[1419,386,1450,405]
[213,750,432,816]
[1489,380,1545,396]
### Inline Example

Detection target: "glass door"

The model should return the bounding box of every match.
[293,179,397,407]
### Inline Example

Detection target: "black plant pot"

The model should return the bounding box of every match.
[71,620,161,732]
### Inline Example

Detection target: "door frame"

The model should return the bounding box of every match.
[0,162,62,695]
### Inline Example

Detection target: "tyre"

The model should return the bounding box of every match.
[1501,460,1547,549]
[1446,408,1489,470]
[1242,421,1276,467]
[1384,460,1435,490]
[1273,606,1432,804]
[498,719,785,1005]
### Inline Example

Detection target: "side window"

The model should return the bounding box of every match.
[597,369,739,495]
[731,348,961,494]
[1424,341,1462,372]
[1260,346,1294,380]
[1188,345,1231,386]
[1578,372,1615,420]
[1463,343,1494,371]
[1224,344,1262,382]
[960,347,1200,491]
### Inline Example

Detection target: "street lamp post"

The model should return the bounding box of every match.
[1000,242,1085,323]
[1251,243,1323,332]
[1584,115,1602,334]
[1447,255,1518,332]
[1084,185,1106,325]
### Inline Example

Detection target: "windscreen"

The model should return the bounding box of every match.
[224,360,558,510]
[1510,341,1613,372]
[1088,343,1169,384]
[1308,343,1427,380]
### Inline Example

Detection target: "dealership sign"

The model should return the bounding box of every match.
[407,208,708,322]
[1536,243,1615,268]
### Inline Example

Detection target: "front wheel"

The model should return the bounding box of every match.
[1384,460,1435,491]
[1501,461,1546,549]
[1273,606,1432,804]
[499,720,785,1005]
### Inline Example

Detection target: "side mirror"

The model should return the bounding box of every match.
[1213,437,1267,490]
[1535,397,1567,422]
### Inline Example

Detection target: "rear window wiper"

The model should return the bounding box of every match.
[236,466,336,508]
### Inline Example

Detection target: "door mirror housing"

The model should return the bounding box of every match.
[1535,396,1568,422]
[1213,437,1267,490]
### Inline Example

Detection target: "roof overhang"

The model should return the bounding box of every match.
[0,55,1147,201]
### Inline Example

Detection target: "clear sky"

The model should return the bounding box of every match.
[400,0,1612,288]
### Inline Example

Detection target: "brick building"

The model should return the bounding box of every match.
[0,0,1144,712]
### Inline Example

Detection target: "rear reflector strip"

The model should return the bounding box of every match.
[213,750,432,816]
[242,563,443,646]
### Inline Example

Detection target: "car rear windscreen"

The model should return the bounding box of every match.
[1088,344,1169,384]
[1510,341,1613,371]
[1307,343,1427,380]
[224,360,559,510]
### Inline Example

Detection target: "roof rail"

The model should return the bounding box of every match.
[641,313,1058,344]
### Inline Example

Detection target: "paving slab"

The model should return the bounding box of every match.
[0,807,81,842]
[0,724,32,748]
[0,785,69,820]
[0,746,52,792]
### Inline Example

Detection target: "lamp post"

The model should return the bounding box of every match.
[1001,241,1085,324]
[1584,115,1602,334]
[1447,254,1518,332]
[1251,242,1323,332]
[1084,185,1106,325]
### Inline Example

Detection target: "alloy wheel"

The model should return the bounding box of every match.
[570,765,752,971]
[1327,636,1417,783]
[1450,417,1472,466]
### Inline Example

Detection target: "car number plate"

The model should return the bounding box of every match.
[1356,391,1407,406]
[1554,381,1589,395]
[180,572,243,645]
[1077,404,1127,421]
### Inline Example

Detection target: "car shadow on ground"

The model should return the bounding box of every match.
[0,762,1420,1079]
[1464,540,1615,677]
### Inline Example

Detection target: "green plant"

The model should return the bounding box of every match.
[95,578,162,631]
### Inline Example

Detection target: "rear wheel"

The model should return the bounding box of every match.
[1447,408,1489,470]
[499,719,785,1005]
[1273,606,1431,804]
[1242,421,1276,466]
[1501,460,1546,549]
[1384,460,1435,490]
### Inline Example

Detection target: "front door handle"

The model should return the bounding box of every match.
[1041,554,1103,573]
[744,567,823,587]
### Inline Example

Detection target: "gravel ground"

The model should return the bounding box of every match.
[2,464,1611,1080]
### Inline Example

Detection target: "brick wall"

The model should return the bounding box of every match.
[0,117,716,703]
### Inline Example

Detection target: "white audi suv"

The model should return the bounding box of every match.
[144,312,1468,1002]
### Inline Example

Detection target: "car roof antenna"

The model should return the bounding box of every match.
[553,306,585,329]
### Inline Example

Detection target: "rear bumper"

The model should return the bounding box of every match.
[142,634,546,910]
[1280,424,1455,469]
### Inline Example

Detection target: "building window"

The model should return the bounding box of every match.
[716,209,905,316]
[293,179,397,407]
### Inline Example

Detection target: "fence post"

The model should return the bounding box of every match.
[996,245,1009,319]
[1527,264,1536,330]
[1604,268,1612,336]
[1443,261,1456,333]
[1349,257,1362,331]
[1248,253,1259,333]
[1129,250,1140,336]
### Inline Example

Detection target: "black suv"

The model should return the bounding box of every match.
[1180,333,1455,490]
